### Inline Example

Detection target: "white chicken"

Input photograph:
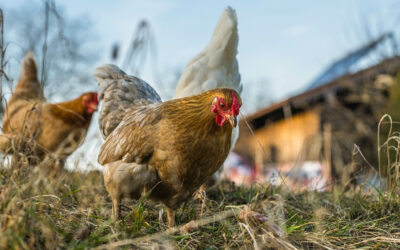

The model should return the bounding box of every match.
[174,6,242,189]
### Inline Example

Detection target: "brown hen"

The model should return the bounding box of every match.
[94,64,241,227]
[0,51,98,164]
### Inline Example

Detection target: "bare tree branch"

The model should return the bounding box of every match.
[0,9,4,115]
[40,0,50,87]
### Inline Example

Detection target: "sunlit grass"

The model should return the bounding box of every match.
[1,115,400,248]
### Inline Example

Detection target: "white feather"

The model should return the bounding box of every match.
[174,6,242,98]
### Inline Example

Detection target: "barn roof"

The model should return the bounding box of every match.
[307,33,397,90]
[244,55,400,129]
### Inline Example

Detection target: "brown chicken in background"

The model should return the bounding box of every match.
[0,51,98,164]
[94,64,241,227]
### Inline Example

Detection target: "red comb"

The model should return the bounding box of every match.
[231,92,240,116]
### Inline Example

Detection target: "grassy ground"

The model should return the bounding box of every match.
[1,158,400,249]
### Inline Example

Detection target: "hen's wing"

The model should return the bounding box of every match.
[93,64,161,139]
[173,6,242,98]
[97,104,161,165]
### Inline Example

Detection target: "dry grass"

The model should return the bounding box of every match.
[1,115,400,249]
[1,157,400,249]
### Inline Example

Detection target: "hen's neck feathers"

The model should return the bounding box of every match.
[162,88,240,135]
[51,96,92,124]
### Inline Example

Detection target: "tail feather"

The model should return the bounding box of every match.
[20,50,38,80]
[93,64,161,139]
[12,50,44,101]
[93,64,127,101]
[173,6,242,99]
[208,6,238,61]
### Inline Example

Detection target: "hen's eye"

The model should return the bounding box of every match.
[219,102,225,108]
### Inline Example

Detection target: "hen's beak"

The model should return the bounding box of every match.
[89,103,98,112]
[226,115,237,127]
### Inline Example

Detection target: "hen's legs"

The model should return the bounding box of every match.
[112,196,121,220]
[195,185,207,215]
[195,174,218,213]
[166,207,175,227]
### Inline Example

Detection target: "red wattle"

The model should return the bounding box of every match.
[216,115,225,126]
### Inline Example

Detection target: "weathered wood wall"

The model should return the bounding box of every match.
[236,110,321,165]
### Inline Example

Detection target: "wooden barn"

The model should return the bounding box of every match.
[234,34,400,187]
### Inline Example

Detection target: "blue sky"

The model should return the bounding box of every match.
[2,0,399,103]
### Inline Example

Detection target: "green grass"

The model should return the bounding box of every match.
[1,160,400,249]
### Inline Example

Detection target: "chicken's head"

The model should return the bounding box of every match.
[82,92,99,114]
[211,91,241,127]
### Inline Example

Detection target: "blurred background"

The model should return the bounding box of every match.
[1,0,400,190]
